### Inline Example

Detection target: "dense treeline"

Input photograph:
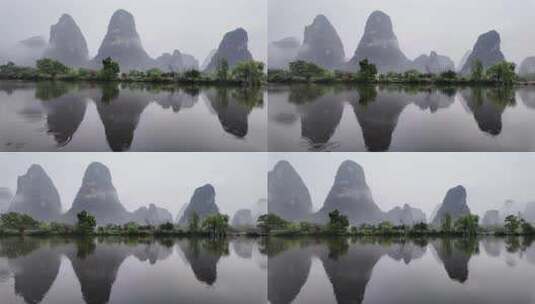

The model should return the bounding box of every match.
[0,211,252,238]
[0,57,265,86]
[258,209,535,237]
[268,59,525,85]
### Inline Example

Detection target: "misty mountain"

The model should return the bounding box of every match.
[0,187,13,214]
[43,14,89,67]
[177,184,220,226]
[131,203,173,226]
[204,28,253,72]
[201,49,217,70]
[8,164,62,222]
[231,209,254,227]
[63,162,130,225]
[519,57,535,77]
[91,9,155,71]
[314,160,383,225]
[156,50,200,72]
[481,209,500,227]
[268,37,300,69]
[412,51,455,74]
[7,36,48,67]
[296,15,345,70]
[460,30,505,75]
[268,160,313,222]
[385,204,426,226]
[252,198,267,222]
[431,185,471,226]
[347,10,410,73]
[524,202,535,223]
[457,50,472,72]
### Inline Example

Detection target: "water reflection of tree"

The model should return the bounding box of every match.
[100,83,120,103]
[34,81,79,101]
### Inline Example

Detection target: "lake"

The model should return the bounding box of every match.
[0,81,266,151]
[267,237,535,304]
[0,237,267,304]
[268,84,535,151]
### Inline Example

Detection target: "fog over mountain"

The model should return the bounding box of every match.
[0,0,266,65]
[269,153,535,218]
[0,153,267,219]
[269,0,535,67]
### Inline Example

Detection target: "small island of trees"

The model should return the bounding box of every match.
[0,57,266,86]
[268,59,524,86]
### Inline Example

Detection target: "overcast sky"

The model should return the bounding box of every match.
[269,153,535,217]
[0,153,267,218]
[0,0,267,63]
[269,0,535,66]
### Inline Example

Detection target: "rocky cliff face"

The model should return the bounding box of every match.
[43,14,89,67]
[92,9,154,71]
[268,160,313,221]
[64,162,130,225]
[460,30,505,75]
[412,51,455,74]
[201,49,217,70]
[296,15,345,69]
[0,187,13,214]
[204,28,253,72]
[231,209,254,227]
[132,204,173,226]
[385,204,426,225]
[177,184,220,225]
[315,160,383,225]
[431,185,471,226]
[8,165,62,221]
[519,57,535,78]
[348,10,409,73]
[481,210,500,227]
[268,37,300,69]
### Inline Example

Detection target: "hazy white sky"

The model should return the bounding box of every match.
[269,153,535,217]
[0,153,267,217]
[269,0,535,65]
[0,0,267,63]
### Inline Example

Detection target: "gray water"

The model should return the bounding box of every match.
[268,84,535,151]
[267,237,535,304]
[0,237,267,304]
[0,81,266,151]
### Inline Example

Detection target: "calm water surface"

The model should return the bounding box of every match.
[268,84,535,151]
[268,237,535,304]
[0,81,266,151]
[0,237,266,304]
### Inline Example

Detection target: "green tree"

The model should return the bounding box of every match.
[99,57,120,80]
[146,68,163,81]
[289,60,327,81]
[328,209,349,234]
[520,218,534,235]
[184,69,201,79]
[159,222,174,231]
[0,212,40,234]
[504,215,521,234]
[257,214,289,234]
[441,213,453,233]
[471,60,484,81]
[202,214,229,237]
[36,58,70,78]
[440,70,457,80]
[358,59,378,81]
[76,211,96,235]
[232,60,265,85]
[216,58,230,81]
[486,61,516,84]
[188,212,200,233]
[454,214,480,236]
